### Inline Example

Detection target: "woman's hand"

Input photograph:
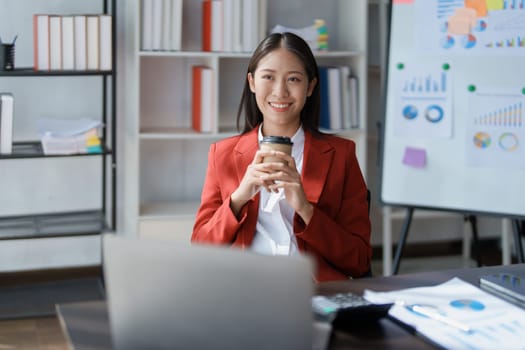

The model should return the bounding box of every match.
[230,149,281,216]
[260,152,314,224]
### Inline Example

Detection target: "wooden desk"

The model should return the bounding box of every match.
[57,263,525,350]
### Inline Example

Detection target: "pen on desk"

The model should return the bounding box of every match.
[406,304,473,333]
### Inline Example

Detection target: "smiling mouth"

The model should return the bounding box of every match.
[269,102,291,108]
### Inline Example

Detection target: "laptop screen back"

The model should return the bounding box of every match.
[102,234,314,350]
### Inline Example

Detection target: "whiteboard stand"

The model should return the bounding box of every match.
[464,215,482,267]
[390,209,481,275]
[501,219,512,265]
[382,207,517,276]
[382,207,469,275]
[390,206,413,275]
[381,206,393,277]
[511,220,525,263]
[462,219,472,265]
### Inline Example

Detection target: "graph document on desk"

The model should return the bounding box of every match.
[365,277,525,350]
[379,0,525,217]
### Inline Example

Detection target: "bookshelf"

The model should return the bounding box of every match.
[0,0,116,271]
[122,0,368,242]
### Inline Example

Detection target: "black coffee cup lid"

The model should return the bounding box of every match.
[261,136,293,145]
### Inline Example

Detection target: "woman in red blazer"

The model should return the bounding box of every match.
[191,32,371,282]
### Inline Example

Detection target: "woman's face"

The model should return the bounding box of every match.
[248,47,316,133]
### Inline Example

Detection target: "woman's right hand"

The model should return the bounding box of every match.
[229,149,285,216]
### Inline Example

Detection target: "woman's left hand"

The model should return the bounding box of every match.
[262,154,314,224]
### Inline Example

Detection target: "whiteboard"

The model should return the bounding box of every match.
[380,0,525,218]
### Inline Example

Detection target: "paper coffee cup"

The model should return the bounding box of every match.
[260,136,293,163]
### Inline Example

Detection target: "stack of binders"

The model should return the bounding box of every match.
[0,93,14,155]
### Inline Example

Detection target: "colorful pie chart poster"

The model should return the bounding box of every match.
[394,63,453,139]
[416,0,525,55]
[466,91,525,169]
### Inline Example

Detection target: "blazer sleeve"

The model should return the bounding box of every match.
[191,142,247,244]
[294,140,372,279]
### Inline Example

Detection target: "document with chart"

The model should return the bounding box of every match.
[364,277,525,350]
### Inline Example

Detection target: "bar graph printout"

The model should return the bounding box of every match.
[466,91,525,169]
[393,62,453,139]
[364,277,525,350]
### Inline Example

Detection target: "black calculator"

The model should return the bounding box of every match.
[312,292,393,328]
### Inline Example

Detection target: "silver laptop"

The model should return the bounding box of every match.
[102,234,314,350]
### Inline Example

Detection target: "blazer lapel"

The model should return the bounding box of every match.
[302,132,334,204]
[233,129,259,182]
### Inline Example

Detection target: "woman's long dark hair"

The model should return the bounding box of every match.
[236,32,321,135]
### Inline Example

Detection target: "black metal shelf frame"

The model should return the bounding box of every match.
[0,0,117,240]
[0,69,113,77]
[0,210,110,241]
[0,141,112,159]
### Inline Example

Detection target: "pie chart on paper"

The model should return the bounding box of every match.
[402,105,418,120]
[461,34,476,49]
[441,35,455,49]
[425,105,444,123]
[475,19,487,32]
[473,132,491,149]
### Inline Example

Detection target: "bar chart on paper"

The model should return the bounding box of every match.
[394,63,452,139]
[401,70,448,94]
[467,93,525,169]
[472,102,523,128]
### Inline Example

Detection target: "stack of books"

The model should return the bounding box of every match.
[37,118,103,155]
[318,65,359,131]
[191,65,215,133]
[202,0,267,52]
[141,0,183,51]
[0,93,14,155]
[33,13,112,71]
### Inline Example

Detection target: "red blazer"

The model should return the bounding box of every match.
[191,128,372,282]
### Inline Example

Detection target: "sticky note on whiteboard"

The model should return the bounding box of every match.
[403,147,426,168]
[486,0,504,10]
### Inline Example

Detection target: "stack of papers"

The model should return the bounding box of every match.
[37,118,103,155]
[364,277,525,350]
[271,23,321,51]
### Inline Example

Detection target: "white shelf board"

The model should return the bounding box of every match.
[140,127,237,140]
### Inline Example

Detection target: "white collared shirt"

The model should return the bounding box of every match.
[251,125,305,256]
